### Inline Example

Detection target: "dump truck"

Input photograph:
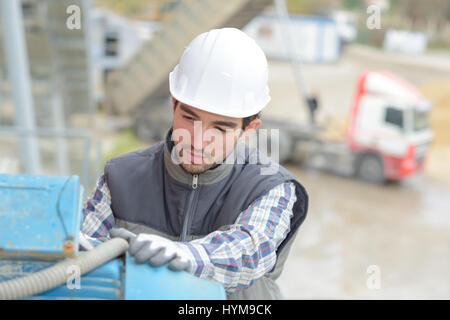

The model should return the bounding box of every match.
[287,70,434,184]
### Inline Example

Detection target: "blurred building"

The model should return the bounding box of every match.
[244,13,342,63]
[330,10,357,44]
[90,7,160,104]
[0,0,93,127]
[383,29,427,54]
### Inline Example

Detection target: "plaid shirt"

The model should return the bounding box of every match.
[81,175,296,295]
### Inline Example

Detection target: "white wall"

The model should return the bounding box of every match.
[243,14,341,63]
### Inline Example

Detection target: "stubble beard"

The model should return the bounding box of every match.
[180,162,217,174]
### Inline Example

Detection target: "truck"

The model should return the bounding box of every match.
[276,70,434,184]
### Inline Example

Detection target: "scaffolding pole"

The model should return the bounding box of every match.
[0,0,42,173]
[274,0,318,126]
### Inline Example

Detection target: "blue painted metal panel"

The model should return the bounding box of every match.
[0,260,51,282]
[124,254,226,300]
[0,174,226,300]
[40,257,123,299]
[0,174,84,258]
[0,258,123,300]
[1,254,226,300]
[32,284,121,300]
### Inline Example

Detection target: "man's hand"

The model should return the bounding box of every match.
[78,232,103,251]
[110,228,192,272]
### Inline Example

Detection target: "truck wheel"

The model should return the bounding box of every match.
[356,154,385,184]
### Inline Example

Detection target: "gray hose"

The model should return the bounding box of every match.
[0,238,129,300]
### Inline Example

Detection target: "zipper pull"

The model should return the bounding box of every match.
[192,174,198,189]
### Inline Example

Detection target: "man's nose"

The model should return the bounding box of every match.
[192,120,207,150]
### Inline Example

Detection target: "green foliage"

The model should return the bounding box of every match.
[102,129,146,167]
[342,0,364,10]
[285,0,334,15]
[94,0,156,15]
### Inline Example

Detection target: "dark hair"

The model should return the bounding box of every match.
[173,98,260,131]
[242,112,261,130]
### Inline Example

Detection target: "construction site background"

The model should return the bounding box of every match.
[0,0,449,299]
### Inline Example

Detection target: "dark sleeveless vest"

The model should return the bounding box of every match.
[104,131,308,299]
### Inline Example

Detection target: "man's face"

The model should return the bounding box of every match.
[171,98,259,174]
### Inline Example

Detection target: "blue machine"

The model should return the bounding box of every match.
[0,174,226,300]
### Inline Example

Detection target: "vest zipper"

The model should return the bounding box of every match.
[180,174,198,241]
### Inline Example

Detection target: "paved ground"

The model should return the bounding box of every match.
[279,166,450,299]
[271,45,450,299]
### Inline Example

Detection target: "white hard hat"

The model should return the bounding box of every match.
[169,28,271,118]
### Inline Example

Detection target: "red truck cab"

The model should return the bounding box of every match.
[347,70,434,183]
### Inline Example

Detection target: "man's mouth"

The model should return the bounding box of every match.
[189,150,204,164]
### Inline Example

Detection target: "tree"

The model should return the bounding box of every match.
[286,0,338,15]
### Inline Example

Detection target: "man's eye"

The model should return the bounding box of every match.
[215,127,226,133]
[183,116,194,121]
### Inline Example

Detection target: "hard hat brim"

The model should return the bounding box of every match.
[169,69,270,119]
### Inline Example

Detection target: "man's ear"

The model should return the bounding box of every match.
[171,97,177,114]
[242,118,261,138]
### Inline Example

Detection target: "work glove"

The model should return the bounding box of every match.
[110,228,193,272]
[78,232,102,251]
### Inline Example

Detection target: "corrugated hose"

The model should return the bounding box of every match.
[0,238,129,300]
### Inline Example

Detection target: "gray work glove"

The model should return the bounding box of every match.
[110,228,193,272]
[78,232,103,251]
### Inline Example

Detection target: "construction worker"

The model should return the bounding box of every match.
[81,28,308,299]
[306,93,319,125]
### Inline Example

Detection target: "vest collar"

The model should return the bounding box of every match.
[163,128,236,185]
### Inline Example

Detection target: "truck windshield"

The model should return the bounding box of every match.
[413,110,429,131]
